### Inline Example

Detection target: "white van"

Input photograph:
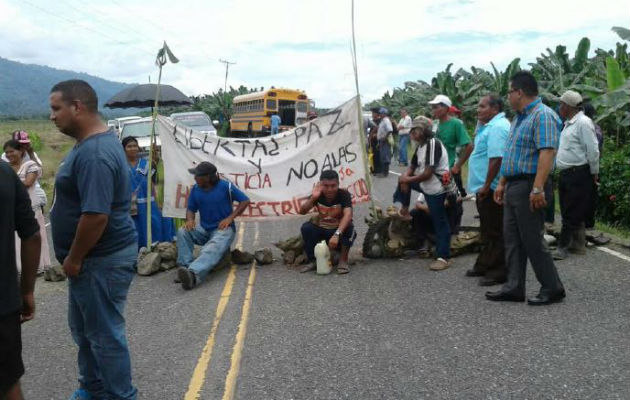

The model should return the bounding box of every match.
[107,116,142,134]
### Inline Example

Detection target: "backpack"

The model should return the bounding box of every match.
[423,138,455,191]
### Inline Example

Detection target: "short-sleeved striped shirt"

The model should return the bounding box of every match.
[501,98,561,177]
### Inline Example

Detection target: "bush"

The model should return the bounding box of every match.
[596,140,630,230]
[27,132,43,152]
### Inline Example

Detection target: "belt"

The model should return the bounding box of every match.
[559,164,589,174]
[504,174,536,182]
[136,196,155,204]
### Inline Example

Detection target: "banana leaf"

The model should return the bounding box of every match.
[612,26,630,42]
[606,56,626,91]
[572,37,591,72]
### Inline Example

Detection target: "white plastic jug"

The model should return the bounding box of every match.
[314,240,332,275]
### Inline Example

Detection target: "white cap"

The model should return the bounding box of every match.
[559,90,583,108]
[428,94,452,108]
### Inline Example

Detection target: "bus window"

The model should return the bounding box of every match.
[297,102,307,113]
[266,99,277,110]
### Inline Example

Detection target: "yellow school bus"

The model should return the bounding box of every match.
[230,88,309,137]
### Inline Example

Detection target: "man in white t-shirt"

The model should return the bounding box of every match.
[397,108,412,166]
[393,116,454,271]
[1,131,47,209]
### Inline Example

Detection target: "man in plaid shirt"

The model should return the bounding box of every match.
[486,71,566,306]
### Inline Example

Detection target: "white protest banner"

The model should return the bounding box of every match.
[159,97,370,219]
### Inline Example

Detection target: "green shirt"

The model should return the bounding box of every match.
[436,118,471,168]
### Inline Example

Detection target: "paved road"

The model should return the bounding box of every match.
[22,166,630,399]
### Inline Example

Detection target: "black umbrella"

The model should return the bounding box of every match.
[105,83,192,108]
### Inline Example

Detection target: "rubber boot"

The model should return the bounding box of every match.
[553,224,572,260]
[568,224,586,255]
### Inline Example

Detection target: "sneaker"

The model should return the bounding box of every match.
[68,389,92,400]
[464,194,476,201]
[429,258,450,271]
[429,257,451,271]
[552,247,568,260]
[173,264,186,283]
[177,267,197,290]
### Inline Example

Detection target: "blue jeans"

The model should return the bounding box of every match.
[398,134,410,165]
[424,192,451,259]
[68,243,137,400]
[176,225,235,282]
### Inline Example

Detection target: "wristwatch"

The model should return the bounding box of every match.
[531,187,543,195]
[334,230,342,236]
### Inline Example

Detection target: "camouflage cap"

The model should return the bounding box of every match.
[410,116,432,132]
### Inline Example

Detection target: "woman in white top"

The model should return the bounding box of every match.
[3,139,51,274]
[1,130,47,209]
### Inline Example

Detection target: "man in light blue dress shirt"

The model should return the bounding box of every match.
[466,94,510,286]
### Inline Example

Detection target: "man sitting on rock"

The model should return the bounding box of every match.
[299,170,355,274]
[176,162,250,290]
[392,116,456,271]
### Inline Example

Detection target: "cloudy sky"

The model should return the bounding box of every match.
[1,0,628,108]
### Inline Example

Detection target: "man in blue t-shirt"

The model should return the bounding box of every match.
[176,162,250,290]
[270,113,281,134]
[49,79,138,400]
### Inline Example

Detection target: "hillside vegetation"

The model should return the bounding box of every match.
[0,57,136,118]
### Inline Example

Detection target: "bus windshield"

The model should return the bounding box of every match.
[173,115,211,127]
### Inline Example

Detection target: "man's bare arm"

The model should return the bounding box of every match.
[20,231,41,322]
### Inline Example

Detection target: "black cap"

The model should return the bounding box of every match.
[188,161,217,177]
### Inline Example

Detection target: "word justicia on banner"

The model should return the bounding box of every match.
[160,97,370,219]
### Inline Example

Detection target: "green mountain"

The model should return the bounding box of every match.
[0,56,141,118]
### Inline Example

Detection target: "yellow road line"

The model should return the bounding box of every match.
[222,222,260,400]
[222,262,257,400]
[236,222,245,249]
[184,222,245,400]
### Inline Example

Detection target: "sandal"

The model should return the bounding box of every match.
[337,263,350,274]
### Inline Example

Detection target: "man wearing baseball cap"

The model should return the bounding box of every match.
[429,95,473,202]
[393,116,455,271]
[176,162,250,290]
[552,90,599,260]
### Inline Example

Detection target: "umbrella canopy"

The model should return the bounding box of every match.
[105,83,192,108]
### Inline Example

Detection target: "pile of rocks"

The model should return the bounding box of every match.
[137,242,178,276]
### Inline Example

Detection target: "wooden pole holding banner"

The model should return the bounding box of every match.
[147,41,179,250]
[350,0,377,214]
[146,65,163,250]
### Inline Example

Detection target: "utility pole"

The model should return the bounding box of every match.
[219,59,236,94]
[218,59,236,124]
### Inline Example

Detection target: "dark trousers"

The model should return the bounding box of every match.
[472,191,506,280]
[502,179,564,296]
[301,221,355,262]
[411,208,433,247]
[379,140,391,176]
[544,174,556,224]
[453,171,467,197]
[393,183,454,259]
[558,165,593,246]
